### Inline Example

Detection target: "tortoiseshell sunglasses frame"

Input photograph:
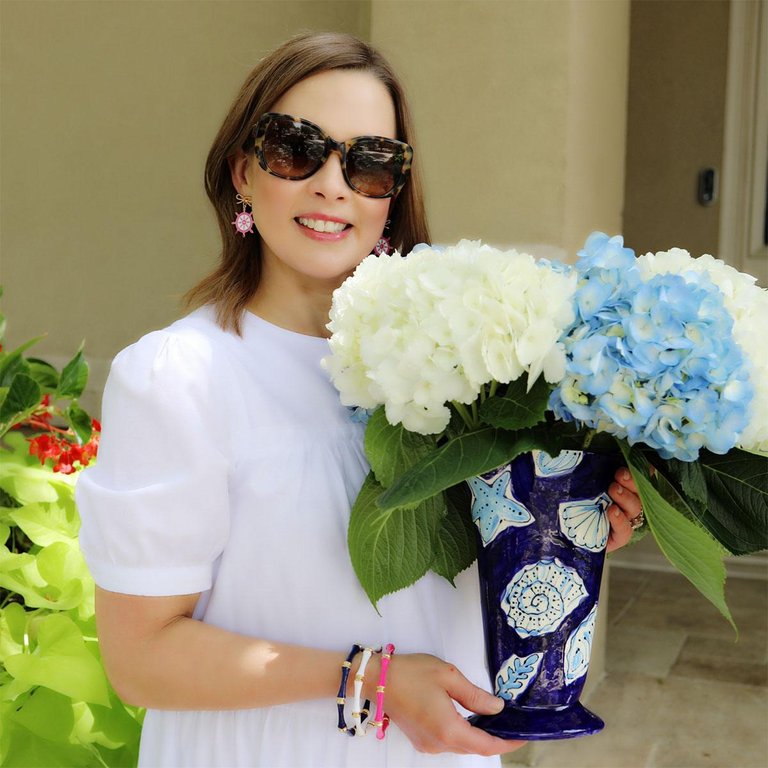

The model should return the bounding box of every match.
[251,112,413,199]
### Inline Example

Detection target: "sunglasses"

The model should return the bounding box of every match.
[251,112,413,199]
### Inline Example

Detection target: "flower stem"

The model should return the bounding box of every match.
[488,381,499,399]
[582,428,597,450]
[452,402,477,431]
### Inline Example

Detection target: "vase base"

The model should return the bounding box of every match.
[468,701,605,741]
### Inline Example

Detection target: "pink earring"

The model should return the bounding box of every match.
[373,220,392,256]
[231,193,255,237]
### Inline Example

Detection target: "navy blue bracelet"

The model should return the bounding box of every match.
[336,643,370,736]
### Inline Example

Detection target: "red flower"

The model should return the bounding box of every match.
[28,434,63,465]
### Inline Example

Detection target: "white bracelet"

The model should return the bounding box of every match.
[351,647,375,736]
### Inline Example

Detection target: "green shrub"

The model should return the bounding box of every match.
[0,289,143,767]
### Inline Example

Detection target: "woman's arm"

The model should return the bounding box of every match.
[96,587,525,756]
[95,587,349,709]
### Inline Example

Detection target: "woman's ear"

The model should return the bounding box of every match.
[228,150,251,195]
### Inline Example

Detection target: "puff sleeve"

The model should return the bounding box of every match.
[76,327,232,596]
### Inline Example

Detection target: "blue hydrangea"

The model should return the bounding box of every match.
[549,233,753,461]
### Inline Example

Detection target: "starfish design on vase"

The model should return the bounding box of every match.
[468,470,533,546]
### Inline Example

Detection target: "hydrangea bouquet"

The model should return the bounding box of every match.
[324,234,768,627]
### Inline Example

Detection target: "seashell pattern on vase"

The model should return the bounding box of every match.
[564,603,598,685]
[467,449,621,741]
[532,449,583,477]
[558,493,612,552]
[500,557,588,637]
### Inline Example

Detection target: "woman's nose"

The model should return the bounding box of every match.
[308,150,349,199]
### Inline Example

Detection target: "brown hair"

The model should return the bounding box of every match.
[184,31,431,334]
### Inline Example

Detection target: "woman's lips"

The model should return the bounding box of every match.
[295,215,353,241]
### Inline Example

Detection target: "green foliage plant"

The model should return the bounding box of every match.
[0,289,143,767]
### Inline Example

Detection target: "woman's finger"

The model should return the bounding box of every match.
[614,467,638,494]
[606,503,634,552]
[443,665,504,716]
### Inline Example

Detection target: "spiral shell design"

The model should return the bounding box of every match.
[501,557,588,637]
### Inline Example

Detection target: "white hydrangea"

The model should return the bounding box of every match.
[637,248,768,453]
[324,240,577,435]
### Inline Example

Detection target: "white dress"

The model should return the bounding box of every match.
[76,306,500,768]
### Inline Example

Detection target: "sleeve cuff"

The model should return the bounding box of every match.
[85,560,213,597]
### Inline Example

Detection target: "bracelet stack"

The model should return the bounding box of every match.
[336,643,395,740]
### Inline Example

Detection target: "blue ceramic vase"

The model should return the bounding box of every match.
[467,449,621,740]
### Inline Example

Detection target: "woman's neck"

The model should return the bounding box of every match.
[245,286,335,338]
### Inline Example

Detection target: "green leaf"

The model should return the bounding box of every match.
[365,406,437,487]
[56,346,88,400]
[430,482,477,585]
[377,428,536,512]
[36,541,89,590]
[0,461,76,506]
[348,471,445,608]
[8,686,75,742]
[478,375,551,430]
[9,502,80,547]
[26,358,60,392]
[619,442,735,631]
[0,354,30,388]
[666,458,708,509]
[0,374,41,428]
[1,536,88,612]
[4,613,110,705]
[0,337,45,385]
[0,718,94,767]
[0,603,27,661]
[79,688,143,750]
[66,403,92,445]
[697,449,768,555]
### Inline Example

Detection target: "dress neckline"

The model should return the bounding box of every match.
[242,310,331,346]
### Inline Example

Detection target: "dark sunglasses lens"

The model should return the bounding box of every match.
[262,117,325,178]
[346,138,404,197]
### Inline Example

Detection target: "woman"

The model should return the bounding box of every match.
[76,31,642,768]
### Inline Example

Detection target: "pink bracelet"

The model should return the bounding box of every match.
[372,643,395,740]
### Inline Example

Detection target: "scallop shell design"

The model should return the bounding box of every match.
[533,449,583,477]
[558,493,612,552]
[501,557,588,637]
[564,603,598,685]
[468,469,533,546]
[495,652,543,701]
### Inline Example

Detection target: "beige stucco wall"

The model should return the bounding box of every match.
[0,0,369,381]
[370,0,629,258]
[623,0,730,257]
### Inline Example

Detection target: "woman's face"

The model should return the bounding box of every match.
[235,69,396,291]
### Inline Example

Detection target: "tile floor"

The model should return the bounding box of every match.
[504,565,768,768]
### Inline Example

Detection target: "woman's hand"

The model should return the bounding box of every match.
[369,653,525,756]
[606,467,644,552]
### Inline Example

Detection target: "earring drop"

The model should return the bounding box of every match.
[373,220,392,256]
[232,193,255,237]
